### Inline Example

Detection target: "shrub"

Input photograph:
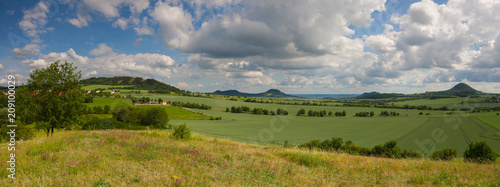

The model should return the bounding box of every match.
[464,141,498,163]
[0,122,35,141]
[371,140,402,158]
[173,123,191,140]
[82,117,124,130]
[299,139,321,149]
[112,106,130,122]
[401,149,421,158]
[432,148,457,161]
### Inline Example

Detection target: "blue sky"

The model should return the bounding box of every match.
[1,0,499,94]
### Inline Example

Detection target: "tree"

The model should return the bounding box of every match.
[103,105,111,114]
[145,107,169,129]
[18,61,84,137]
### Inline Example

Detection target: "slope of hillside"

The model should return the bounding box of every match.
[214,89,297,98]
[80,76,182,93]
[1,130,498,186]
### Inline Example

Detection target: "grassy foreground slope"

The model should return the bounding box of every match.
[1,130,499,186]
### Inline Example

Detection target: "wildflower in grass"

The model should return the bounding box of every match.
[41,153,50,160]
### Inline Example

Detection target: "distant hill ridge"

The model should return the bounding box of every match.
[80,76,182,93]
[214,89,296,98]
[358,83,483,99]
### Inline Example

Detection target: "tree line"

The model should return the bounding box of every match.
[296,108,347,117]
[226,106,289,116]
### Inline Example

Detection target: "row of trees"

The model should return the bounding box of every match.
[379,111,400,117]
[226,106,289,116]
[354,111,374,117]
[169,101,211,110]
[82,105,111,114]
[296,109,347,117]
[111,106,169,129]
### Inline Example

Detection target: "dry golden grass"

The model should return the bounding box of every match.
[1,129,499,186]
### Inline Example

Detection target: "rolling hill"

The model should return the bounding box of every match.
[214,89,297,98]
[80,76,182,93]
[359,83,485,99]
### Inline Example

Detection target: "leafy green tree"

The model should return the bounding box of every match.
[112,106,130,122]
[18,61,84,137]
[84,96,93,103]
[145,107,169,129]
[103,105,111,114]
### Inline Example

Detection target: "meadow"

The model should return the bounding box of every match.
[0,130,498,186]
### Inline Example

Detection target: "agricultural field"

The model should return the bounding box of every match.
[122,94,500,156]
[392,97,500,108]
[1,130,498,186]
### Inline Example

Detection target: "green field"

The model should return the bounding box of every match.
[122,94,499,156]
[84,97,133,109]
[393,98,500,108]
[85,94,500,156]
[84,97,208,120]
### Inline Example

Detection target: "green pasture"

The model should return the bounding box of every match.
[82,84,114,90]
[83,97,133,109]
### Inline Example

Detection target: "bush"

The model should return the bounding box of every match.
[432,148,457,161]
[112,106,130,122]
[82,117,124,130]
[173,123,191,140]
[401,149,422,158]
[371,140,403,158]
[0,122,35,141]
[464,141,498,163]
[299,139,321,149]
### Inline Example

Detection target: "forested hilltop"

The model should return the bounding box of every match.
[80,76,182,93]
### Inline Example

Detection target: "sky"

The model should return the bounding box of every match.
[0,0,499,94]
